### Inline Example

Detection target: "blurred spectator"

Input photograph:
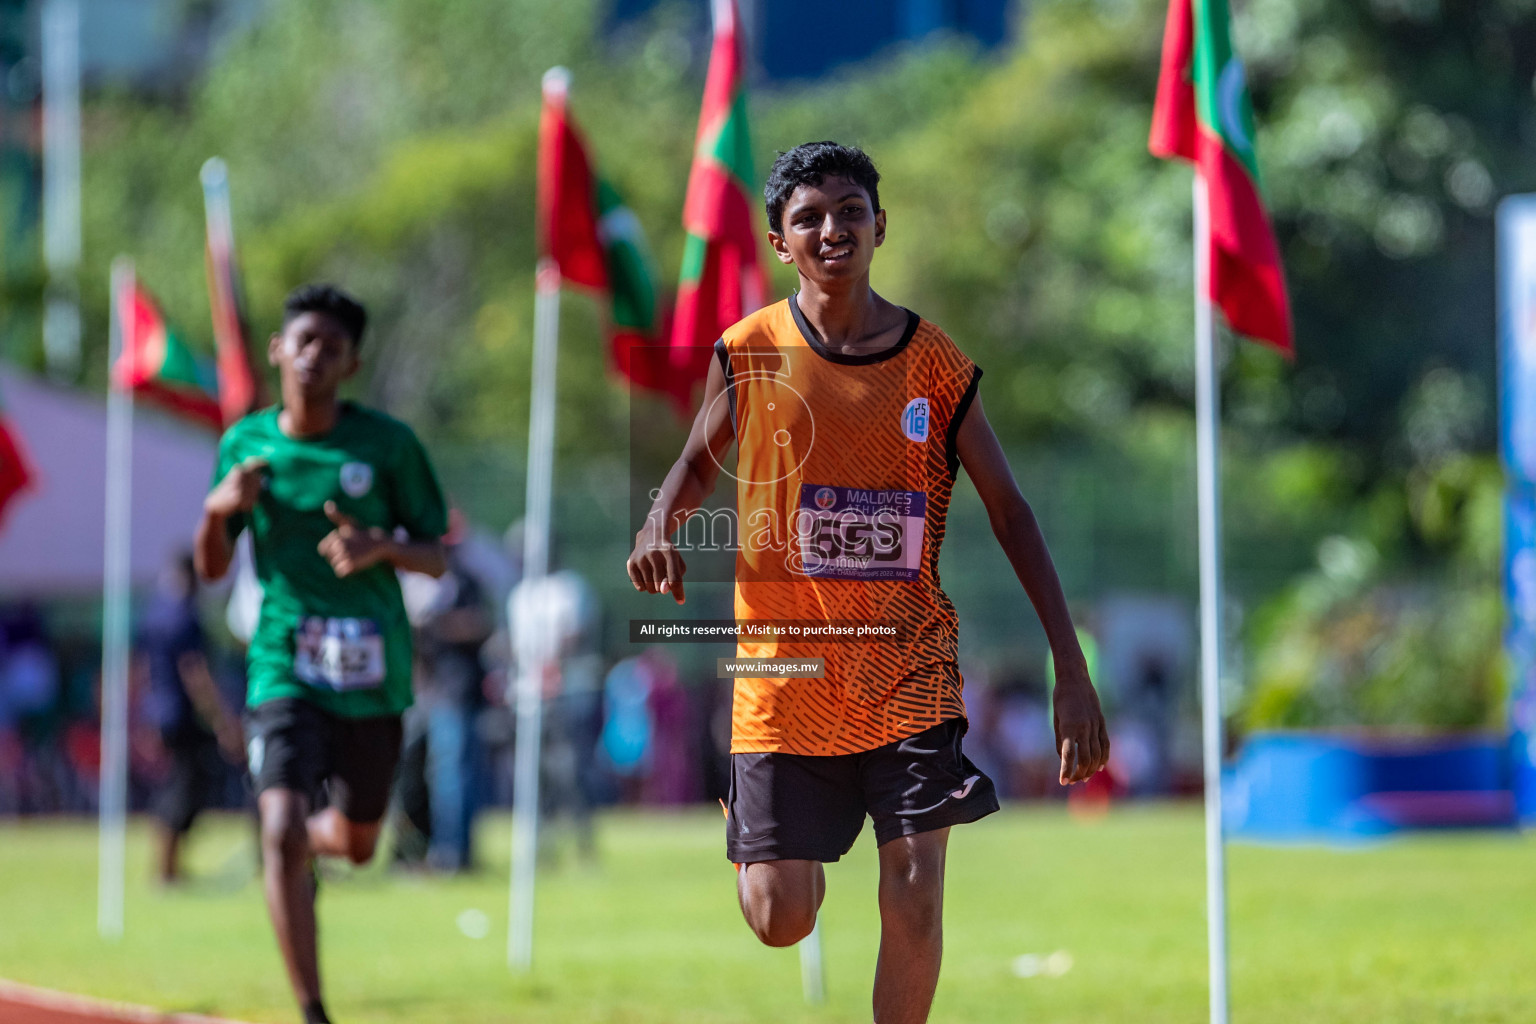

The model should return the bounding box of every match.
[3,606,59,722]
[60,669,102,814]
[1112,653,1176,796]
[958,659,1007,795]
[994,669,1056,799]
[0,728,22,813]
[137,552,245,884]
[390,673,433,869]
[0,643,20,813]
[601,651,661,804]
[418,524,496,873]
[643,663,698,805]
[394,560,446,867]
[509,552,602,863]
[1,604,64,813]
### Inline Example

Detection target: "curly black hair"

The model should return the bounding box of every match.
[763,141,881,236]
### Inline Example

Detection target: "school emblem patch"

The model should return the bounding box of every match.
[340,461,373,498]
[901,398,930,442]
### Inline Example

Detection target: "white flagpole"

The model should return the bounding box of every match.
[1193,174,1231,1024]
[509,63,567,962]
[98,257,135,940]
[508,256,559,970]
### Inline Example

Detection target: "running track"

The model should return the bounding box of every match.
[0,981,252,1024]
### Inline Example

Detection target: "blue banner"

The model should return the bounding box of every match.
[1499,196,1536,480]
[1499,195,1536,822]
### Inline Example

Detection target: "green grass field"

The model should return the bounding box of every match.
[0,805,1532,1023]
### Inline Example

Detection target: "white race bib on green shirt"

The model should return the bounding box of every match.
[293,616,385,691]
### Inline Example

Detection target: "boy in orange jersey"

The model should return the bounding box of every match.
[626,142,1108,1024]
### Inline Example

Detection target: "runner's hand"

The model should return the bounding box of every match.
[318,501,391,578]
[204,457,268,518]
[1052,656,1109,785]
[627,530,686,605]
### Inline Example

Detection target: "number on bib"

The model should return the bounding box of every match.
[796,484,926,581]
[293,616,386,691]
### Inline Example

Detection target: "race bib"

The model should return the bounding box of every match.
[293,616,385,691]
[796,484,927,581]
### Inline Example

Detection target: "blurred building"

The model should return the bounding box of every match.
[612,0,1016,81]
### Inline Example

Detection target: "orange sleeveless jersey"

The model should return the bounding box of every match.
[716,296,983,755]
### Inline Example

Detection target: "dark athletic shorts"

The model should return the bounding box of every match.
[725,717,1000,864]
[156,727,222,835]
[244,697,403,825]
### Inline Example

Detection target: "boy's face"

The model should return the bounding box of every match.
[268,311,360,397]
[768,176,885,285]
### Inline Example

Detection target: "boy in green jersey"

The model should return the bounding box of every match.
[195,284,448,1024]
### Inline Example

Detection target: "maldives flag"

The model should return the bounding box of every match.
[112,280,223,429]
[536,69,667,397]
[670,0,767,403]
[0,393,35,530]
[1150,0,1292,354]
[202,158,268,425]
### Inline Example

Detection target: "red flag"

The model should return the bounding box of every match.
[536,70,670,401]
[537,70,607,291]
[669,0,767,408]
[112,279,224,429]
[1151,0,1292,354]
[0,400,35,530]
[202,159,268,425]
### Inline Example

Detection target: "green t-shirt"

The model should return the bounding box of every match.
[211,402,448,719]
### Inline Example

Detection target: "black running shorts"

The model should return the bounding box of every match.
[244,697,403,825]
[725,717,1000,864]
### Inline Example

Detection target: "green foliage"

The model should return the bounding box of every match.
[1242,456,1508,730]
[1243,574,1506,730]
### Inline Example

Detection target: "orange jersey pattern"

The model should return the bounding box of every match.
[718,297,982,755]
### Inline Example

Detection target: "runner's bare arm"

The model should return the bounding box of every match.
[626,351,736,605]
[195,457,267,580]
[194,513,236,581]
[954,393,1109,785]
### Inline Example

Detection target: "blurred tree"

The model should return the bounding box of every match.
[1241,457,1507,731]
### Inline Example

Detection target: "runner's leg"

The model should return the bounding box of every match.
[307,806,383,865]
[872,828,949,1024]
[307,713,402,867]
[736,858,824,947]
[258,787,322,1010]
